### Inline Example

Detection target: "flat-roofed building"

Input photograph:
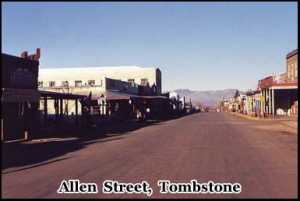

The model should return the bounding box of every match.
[38,66,162,95]
[38,66,166,121]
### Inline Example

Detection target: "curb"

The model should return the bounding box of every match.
[229,112,260,120]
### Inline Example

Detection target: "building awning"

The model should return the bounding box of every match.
[96,91,134,100]
[93,91,168,101]
[40,90,87,99]
[75,90,168,101]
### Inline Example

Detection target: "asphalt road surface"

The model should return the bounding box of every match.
[2,112,298,198]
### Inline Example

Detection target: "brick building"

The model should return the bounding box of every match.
[1,49,40,141]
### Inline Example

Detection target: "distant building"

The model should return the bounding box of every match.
[168,91,186,111]
[245,90,261,116]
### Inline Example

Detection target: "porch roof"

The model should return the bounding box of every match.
[40,90,87,99]
[92,91,168,101]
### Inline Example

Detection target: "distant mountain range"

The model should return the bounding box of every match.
[169,89,245,108]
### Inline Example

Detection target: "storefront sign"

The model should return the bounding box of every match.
[2,88,40,102]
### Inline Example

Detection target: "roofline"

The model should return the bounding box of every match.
[286,49,298,59]
[39,66,159,70]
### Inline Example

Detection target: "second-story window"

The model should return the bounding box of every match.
[62,81,69,87]
[88,80,95,86]
[75,80,82,87]
[49,81,55,87]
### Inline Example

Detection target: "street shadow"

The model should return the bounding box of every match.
[2,116,179,171]
[81,120,162,141]
[2,112,195,171]
[2,138,80,170]
[2,157,71,174]
[1,133,127,171]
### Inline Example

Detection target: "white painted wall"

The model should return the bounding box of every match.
[39,66,161,93]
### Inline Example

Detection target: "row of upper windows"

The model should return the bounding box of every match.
[38,80,98,88]
[38,78,149,88]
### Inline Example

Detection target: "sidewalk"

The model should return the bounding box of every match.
[231,112,298,130]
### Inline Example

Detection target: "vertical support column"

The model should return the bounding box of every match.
[261,89,264,117]
[264,88,267,116]
[55,99,59,120]
[81,101,84,130]
[255,98,257,116]
[60,98,63,121]
[44,96,48,136]
[44,96,48,124]
[265,88,268,117]
[265,89,268,115]
[268,88,272,116]
[75,99,78,130]
[272,88,275,116]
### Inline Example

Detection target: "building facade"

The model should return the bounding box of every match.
[38,66,162,95]
[245,90,262,116]
[258,49,298,116]
[38,66,166,122]
[286,49,298,83]
[2,49,40,141]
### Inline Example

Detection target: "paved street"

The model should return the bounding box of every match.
[2,112,298,198]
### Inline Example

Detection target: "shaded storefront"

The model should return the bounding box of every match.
[2,52,40,141]
[259,76,298,117]
[39,90,86,137]
[78,90,169,124]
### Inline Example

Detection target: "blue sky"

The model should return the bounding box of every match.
[2,2,298,92]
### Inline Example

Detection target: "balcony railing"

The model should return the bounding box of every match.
[258,74,297,88]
